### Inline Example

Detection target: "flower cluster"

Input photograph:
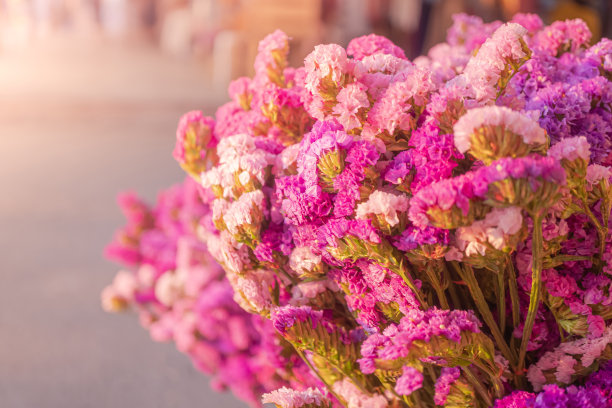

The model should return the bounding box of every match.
[105,14,612,408]
[103,178,317,407]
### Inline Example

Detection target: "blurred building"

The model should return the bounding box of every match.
[1,0,609,79]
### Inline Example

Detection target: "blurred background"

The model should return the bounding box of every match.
[0,0,609,407]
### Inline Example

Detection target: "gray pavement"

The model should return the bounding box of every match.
[0,38,245,407]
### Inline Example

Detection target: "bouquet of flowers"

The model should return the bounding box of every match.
[104,13,612,408]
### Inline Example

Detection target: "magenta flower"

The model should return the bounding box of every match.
[395,365,424,396]
[434,367,461,405]
[409,172,483,229]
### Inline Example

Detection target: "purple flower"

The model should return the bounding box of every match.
[384,150,413,186]
[271,305,324,334]
[276,175,333,226]
[394,225,450,252]
[318,218,381,249]
[472,155,566,208]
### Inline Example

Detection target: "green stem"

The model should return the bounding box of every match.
[581,200,607,265]
[506,258,520,330]
[497,269,506,336]
[279,265,299,285]
[517,213,544,377]
[425,262,450,309]
[472,360,504,400]
[387,257,427,307]
[462,366,492,408]
[444,263,463,309]
[293,348,345,405]
[453,262,517,369]
[545,254,593,265]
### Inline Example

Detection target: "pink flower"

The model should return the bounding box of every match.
[228,77,252,110]
[364,67,434,138]
[453,106,546,153]
[510,13,544,34]
[459,23,528,101]
[434,367,461,405]
[254,30,289,81]
[586,164,612,186]
[262,386,327,408]
[548,136,591,161]
[332,378,388,408]
[289,246,321,276]
[173,111,216,176]
[223,190,266,236]
[455,206,523,255]
[528,326,612,390]
[554,355,577,383]
[304,43,351,89]
[332,82,370,130]
[101,270,137,312]
[355,190,410,227]
[347,33,406,60]
[533,19,592,56]
[155,271,184,306]
[395,365,424,395]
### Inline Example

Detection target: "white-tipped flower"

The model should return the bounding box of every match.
[453,106,546,160]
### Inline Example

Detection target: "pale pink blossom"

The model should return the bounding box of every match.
[332,378,388,408]
[453,106,546,153]
[460,23,528,101]
[554,355,577,384]
[155,272,184,307]
[357,53,412,75]
[137,265,156,287]
[356,190,410,227]
[232,270,276,313]
[444,246,464,262]
[456,207,523,256]
[586,164,612,186]
[202,134,275,197]
[101,270,137,312]
[528,326,612,390]
[274,144,300,174]
[223,190,266,236]
[262,386,326,408]
[211,198,230,227]
[291,280,338,304]
[425,43,470,85]
[254,30,289,77]
[206,231,250,274]
[304,44,351,91]
[548,136,591,161]
[332,82,370,130]
[289,246,322,275]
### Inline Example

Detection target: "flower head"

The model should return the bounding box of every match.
[409,173,486,229]
[395,365,424,396]
[173,111,217,178]
[473,155,566,213]
[453,106,547,163]
[262,387,329,408]
[347,33,406,60]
